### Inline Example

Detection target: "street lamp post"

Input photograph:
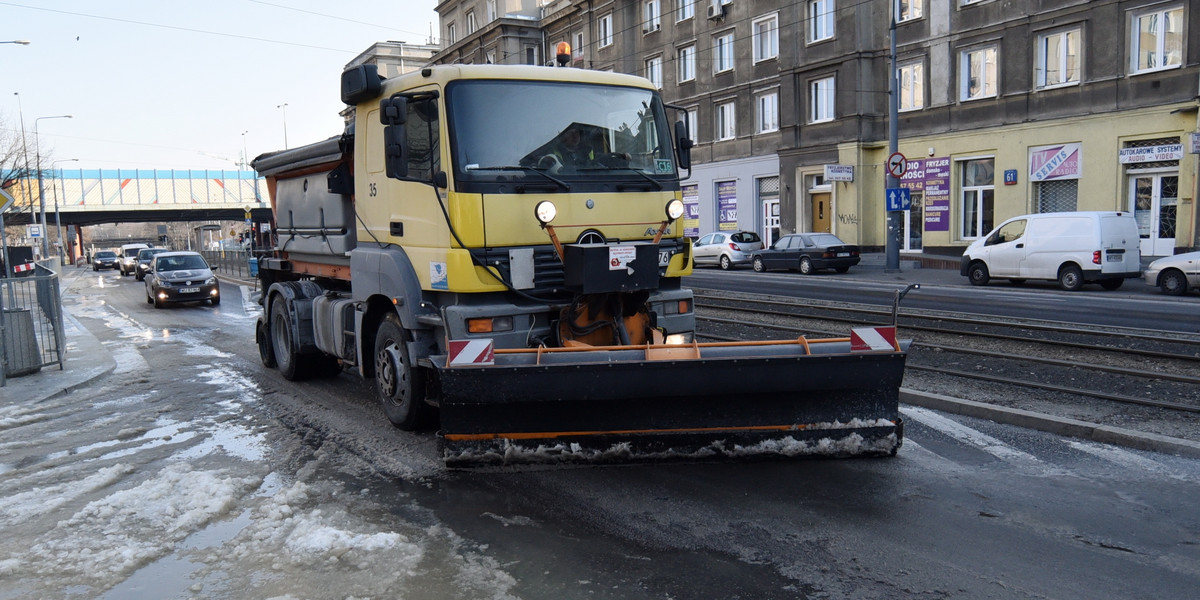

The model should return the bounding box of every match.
[1,40,31,45]
[51,158,78,265]
[34,115,73,258]
[276,103,288,149]
[241,130,249,170]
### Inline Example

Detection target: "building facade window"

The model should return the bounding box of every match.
[1130,5,1184,73]
[809,76,835,123]
[898,60,924,111]
[645,1,661,32]
[466,11,477,34]
[1036,28,1080,88]
[897,0,923,22]
[678,45,696,82]
[687,107,699,142]
[808,1,834,43]
[1036,180,1079,213]
[645,56,663,89]
[599,14,614,48]
[716,101,736,141]
[753,14,779,62]
[756,92,778,133]
[960,45,998,101]
[678,0,695,21]
[714,32,735,73]
[446,23,456,45]
[959,157,995,240]
[486,0,497,22]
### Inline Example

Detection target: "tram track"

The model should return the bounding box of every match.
[691,288,1200,440]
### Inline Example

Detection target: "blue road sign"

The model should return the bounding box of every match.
[885,188,911,212]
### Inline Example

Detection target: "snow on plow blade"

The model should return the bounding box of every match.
[433,337,910,467]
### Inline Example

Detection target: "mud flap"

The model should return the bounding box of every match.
[433,340,909,466]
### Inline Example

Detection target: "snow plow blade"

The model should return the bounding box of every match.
[433,337,910,467]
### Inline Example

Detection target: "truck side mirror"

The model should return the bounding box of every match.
[341,64,383,105]
[380,95,408,126]
[674,120,693,171]
[384,125,409,179]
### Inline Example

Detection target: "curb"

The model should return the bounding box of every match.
[901,389,1200,459]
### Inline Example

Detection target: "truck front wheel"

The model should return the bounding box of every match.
[374,315,429,430]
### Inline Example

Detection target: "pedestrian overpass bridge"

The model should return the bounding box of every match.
[5,168,273,226]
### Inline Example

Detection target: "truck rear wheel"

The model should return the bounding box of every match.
[271,299,304,380]
[257,318,277,368]
[374,315,429,430]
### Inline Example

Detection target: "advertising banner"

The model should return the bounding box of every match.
[899,157,951,232]
[717,181,738,231]
[682,184,699,238]
[1029,143,1081,181]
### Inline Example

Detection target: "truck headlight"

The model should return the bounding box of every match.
[665,199,684,221]
[535,201,557,224]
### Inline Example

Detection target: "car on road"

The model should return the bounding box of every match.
[1143,251,1200,296]
[91,251,119,271]
[144,251,220,308]
[692,231,764,270]
[751,233,861,274]
[133,247,169,281]
[118,243,151,276]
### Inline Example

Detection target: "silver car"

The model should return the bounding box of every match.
[1143,251,1200,296]
[692,231,764,270]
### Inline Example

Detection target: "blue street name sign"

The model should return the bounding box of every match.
[885,187,911,212]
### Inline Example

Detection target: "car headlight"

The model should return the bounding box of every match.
[205,277,216,285]
[158,281,172,288]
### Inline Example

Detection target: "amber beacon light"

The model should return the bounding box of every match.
[555,42,571,66]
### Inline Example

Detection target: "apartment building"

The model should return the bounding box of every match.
[429,0,1199,256]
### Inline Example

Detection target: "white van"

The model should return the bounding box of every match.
[118,243,150,276]
[959,211,1141,291]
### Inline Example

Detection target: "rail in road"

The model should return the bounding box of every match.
[693,288,1200,440]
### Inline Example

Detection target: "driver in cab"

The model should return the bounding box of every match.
[540,125,598,171]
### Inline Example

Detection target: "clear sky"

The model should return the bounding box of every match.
[2,0,438,171]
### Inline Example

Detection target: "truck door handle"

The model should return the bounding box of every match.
[1016,243,1024,248]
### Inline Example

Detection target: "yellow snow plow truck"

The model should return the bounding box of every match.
[252,63,909,466]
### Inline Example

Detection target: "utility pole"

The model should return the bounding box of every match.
[34,115,73,258]
[276,103,289,149]
[884,1,901,272]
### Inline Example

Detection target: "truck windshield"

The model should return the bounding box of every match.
[446,79,676,191]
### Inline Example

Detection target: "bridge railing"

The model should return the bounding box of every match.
[1,261,64,386]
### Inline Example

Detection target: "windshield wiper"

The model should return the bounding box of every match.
[579,167,663,190]
[470,166,570,192]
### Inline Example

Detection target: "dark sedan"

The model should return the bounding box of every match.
[92,251,119,271]
[134,247,169,281]
[751,233,861,274]
[144,251,220,308]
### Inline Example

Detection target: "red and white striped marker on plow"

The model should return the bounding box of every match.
[447,339,495,366]
[13,262,34,273]
[850,326,899,352]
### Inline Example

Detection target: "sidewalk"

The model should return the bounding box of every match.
[6,263,1198,459]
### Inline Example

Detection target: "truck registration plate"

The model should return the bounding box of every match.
[658,250,671,267]
[180,287,199,293]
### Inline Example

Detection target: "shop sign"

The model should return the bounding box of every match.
[1030,143,1081,181]
[682,184,700,238]
[716,181,738,231]
[899,157,951,232]
[1118,144,1183,164]
[1189,133,1200,154]
[824,164,854,182]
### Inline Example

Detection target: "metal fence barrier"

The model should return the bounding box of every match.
[200,249,264,287]
[1,261,65,386]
